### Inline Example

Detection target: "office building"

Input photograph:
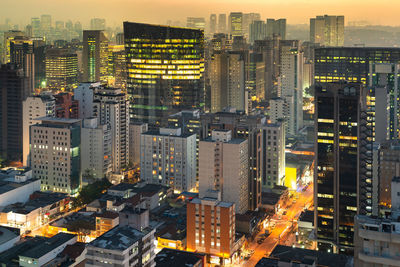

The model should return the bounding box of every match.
[90,18,106,31]
[31,17,41,38]
[266,19,287,39]
[249,20,266,43]
[93,87,129,173]
[314,83,365,253]
[199,130,249,214]
[30,117,82,194]
[129,122,148,167]
[82,30,108,84]
[218,14,227,33]
[187,17,206,30]
[310,15,344,46]
[40,14,52,37]
[279,42,304,136]
[229,12,243,37]
[140,127,197,193]
[86,225,155,267]
[187,192,239,265]
[314,47,400,218]
[45,48,78,91]
[210,51,246,113]
[210,14,217,35]
[81,118,112,180]
[2,30,25,63]
[242,13,261,39]
[259,122,285,190]
[107,44,126,89]
[0,64,29,162]
[22,93,55,166]
[124,22,204,124]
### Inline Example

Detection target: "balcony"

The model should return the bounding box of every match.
[358,252,400,266]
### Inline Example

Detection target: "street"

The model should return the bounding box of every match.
[241,183,314,267]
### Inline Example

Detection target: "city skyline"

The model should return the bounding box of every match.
[2,0,400,26]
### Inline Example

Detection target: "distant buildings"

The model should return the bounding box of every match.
[30,117,81,194]
[140,127,197,193]
[310,15,344,46]
[266,18,286,39]
[82,30,108,84]
[199,130,249,214]
[187,17,206,30]
[90,18,106,31]
[218,14,227,33]
[124,22,204,124]
[229,12,243,37]
[86,225,155,267]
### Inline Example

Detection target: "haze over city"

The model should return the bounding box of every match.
[2,0,400,26]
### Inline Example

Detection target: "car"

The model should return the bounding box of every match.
[257,239,263,244]
[283,211,287,215]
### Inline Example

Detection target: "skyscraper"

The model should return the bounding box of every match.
[2,30,25,63]
[310,15,344,46]
[45,48,78,91]
[31,17,41,38]
[218,14,227,33]
[90,18,106,31]
[82,30,109,84]
[186,17,206,30]
[123,22,204,124]
[314,83,365,253]
[266,19,287,39]
[209,14,217,35]
[0,64,29,161]
[40,14,51,38]
[229,12,243,37]
[249,20,266,44]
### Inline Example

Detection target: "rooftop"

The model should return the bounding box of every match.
[155,248,204,267]
[89,225,152,251]
[20,233,76,259]
[299,210,314,223]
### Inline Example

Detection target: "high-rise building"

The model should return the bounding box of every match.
[198,130,249,214]
[54,92,79,119]
[229,12,243,37]
[129,122,148,168]
[22,93,55,166]
[310,15,344,46]
[209,14,217,35]
[218,14,227,33]
[73,82,100,119]
[269,97,289,126]
[242,13,261,40]
[31,117,82,194]
[249,20,266,44]
[140,127,197,193]
[266,19,287,39]
[259,122,285,190]
[45,48,78,92]
[314,47,400,219]
[0,64,29,161]
[314,83,365,253]
[186,191,237,265]
[82,30,109,84]
[81,118,112,180]
[107,44,126,89]
[124,22,204,124]
[187,17,206,30]
[9,36,35,93]
[2,30,25,63]
[40,15,51,37]
[279,42,304,136]
[90,18,106,31]
[210,51,246,113]
[93,87,130,173]
[31,17,41,38]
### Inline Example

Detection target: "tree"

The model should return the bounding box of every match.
[72,178,112,209]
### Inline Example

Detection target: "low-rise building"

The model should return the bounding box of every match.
[0,227,20,254]
[155,248,205,267]
[296,210,315,249]
[86,225,156,267]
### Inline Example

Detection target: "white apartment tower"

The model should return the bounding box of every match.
[199,130,249,214]
[93,87,129,173]
[22,93,55,166]
[129,122,148,167]
[81,118,112,180]
[140,127,197,193]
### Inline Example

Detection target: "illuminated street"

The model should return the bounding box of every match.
[242,183,314,267]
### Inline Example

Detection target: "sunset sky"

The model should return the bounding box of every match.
[2,0,400,27]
